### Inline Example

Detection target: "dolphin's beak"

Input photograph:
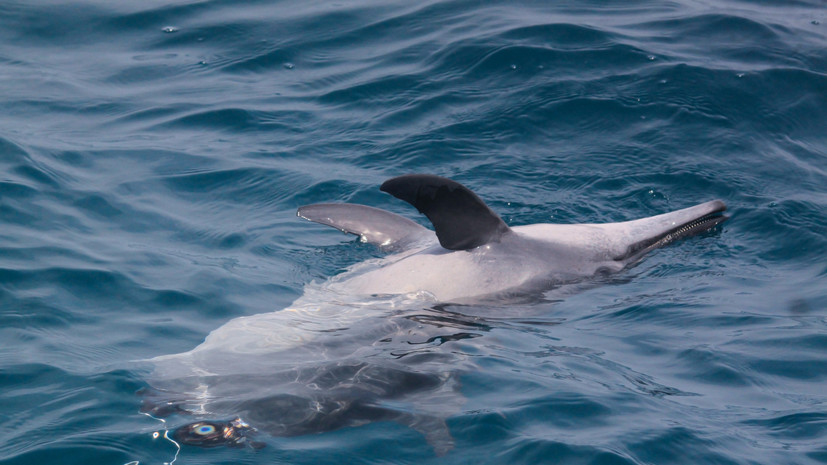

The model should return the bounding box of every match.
[617,200,728,261]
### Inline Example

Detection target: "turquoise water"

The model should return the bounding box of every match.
[1,0,826,464]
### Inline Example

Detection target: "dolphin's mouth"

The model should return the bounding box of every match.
[620,202,728,261]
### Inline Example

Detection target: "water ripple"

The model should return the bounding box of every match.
[1,0,825,464]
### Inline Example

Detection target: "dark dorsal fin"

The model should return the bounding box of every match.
[380,174,510,250]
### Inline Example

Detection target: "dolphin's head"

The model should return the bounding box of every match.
[616,199,728,262]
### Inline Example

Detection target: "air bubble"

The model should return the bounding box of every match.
[162,26,178,33]
[283,63,295,70]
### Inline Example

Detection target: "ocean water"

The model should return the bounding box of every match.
[1,0,826,464]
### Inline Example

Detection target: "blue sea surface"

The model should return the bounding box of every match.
[1,1,826,464]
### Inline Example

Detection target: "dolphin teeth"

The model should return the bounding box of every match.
[634,211,728,258]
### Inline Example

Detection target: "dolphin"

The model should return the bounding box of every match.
[299,174,728,303]
[144,174,727,454]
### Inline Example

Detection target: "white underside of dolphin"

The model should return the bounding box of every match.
[300,174,728,303]
[153,174,727,362]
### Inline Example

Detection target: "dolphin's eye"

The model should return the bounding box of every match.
[193,424,216,436]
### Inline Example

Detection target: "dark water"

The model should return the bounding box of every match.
[1,0,826,464]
